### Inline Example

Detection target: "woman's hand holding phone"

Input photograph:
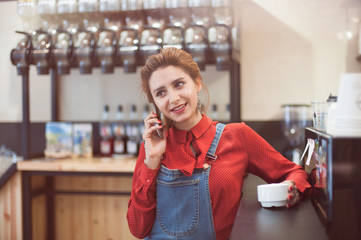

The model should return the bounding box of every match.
[142,111,166,169]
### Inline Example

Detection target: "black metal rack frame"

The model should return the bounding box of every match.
[18,54,240,160]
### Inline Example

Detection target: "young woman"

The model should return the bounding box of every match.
[127,47,311,240]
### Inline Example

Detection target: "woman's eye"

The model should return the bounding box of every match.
[175,81,185,88]
[156,90,165,97]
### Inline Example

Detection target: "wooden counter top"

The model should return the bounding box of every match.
[17,155,137,173]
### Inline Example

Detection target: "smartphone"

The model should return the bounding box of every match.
[151,103,163,138]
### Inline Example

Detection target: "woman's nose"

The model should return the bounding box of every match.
[169,90,180,103]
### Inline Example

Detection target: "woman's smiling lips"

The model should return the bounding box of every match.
[170,103,187,114]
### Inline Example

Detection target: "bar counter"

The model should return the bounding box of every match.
[17,155,137,173]
[14,157,329,240]
[230,174,329,240]
[17,156,138,240]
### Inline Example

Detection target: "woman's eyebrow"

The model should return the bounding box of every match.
[152,77,185,94]
[153,86,165,95]
[171,77,185,85]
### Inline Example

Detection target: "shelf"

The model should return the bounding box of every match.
[13,4,241,160]
[17,156,137,173]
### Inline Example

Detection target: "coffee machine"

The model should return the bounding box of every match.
[305,128,361,240]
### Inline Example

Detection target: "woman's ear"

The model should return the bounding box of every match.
[195,77,203,93]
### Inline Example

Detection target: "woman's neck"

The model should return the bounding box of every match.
[173,111,203,131]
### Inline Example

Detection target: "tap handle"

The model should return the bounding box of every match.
[76,28,96,57]
[211,23,232,44]
[15,31,33,50]
[33,30,53,49]
[98,27,118,48]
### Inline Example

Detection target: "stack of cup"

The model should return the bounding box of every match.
[311,100,328,131]
[333,73,361,137]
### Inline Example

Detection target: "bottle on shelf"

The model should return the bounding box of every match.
[126,104,141,156]
[138,104,149,141]
[78,0,101,37]
[125,121,139,156]
[113,105,126,156]
[116,104,124,121]
[166,0,189,28]
[211,104,218,120]
[57,0,79,34]
[142,104,150,119]
[37,0,59,32]
[99,105,114,157]
[129,104,138,121]
[225,103,230,121]
[17,0,41,33]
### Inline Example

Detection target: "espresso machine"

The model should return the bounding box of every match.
[305,128,361,240]
[52,29,73,75]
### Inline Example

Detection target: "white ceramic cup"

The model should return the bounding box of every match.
[257,183,289,208]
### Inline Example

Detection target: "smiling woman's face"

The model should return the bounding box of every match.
[149,65,203,131]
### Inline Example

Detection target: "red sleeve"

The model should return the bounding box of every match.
[242,123,311,193]
[127,142,160,238]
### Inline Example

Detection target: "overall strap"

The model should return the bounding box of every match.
[206,123,226,160]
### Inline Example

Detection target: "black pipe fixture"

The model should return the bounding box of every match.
[31,30,52,75]
[73,29,95,74]
[10,31,32,76]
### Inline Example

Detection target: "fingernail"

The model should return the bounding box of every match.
[288,195,293,200]
[290,186,293,191]
[287,204,291,208]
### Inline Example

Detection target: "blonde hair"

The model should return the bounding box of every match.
[140,47,209,128]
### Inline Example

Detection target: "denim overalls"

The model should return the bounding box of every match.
[146,123,225,240]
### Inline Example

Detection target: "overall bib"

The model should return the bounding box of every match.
[146,123,225,240]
